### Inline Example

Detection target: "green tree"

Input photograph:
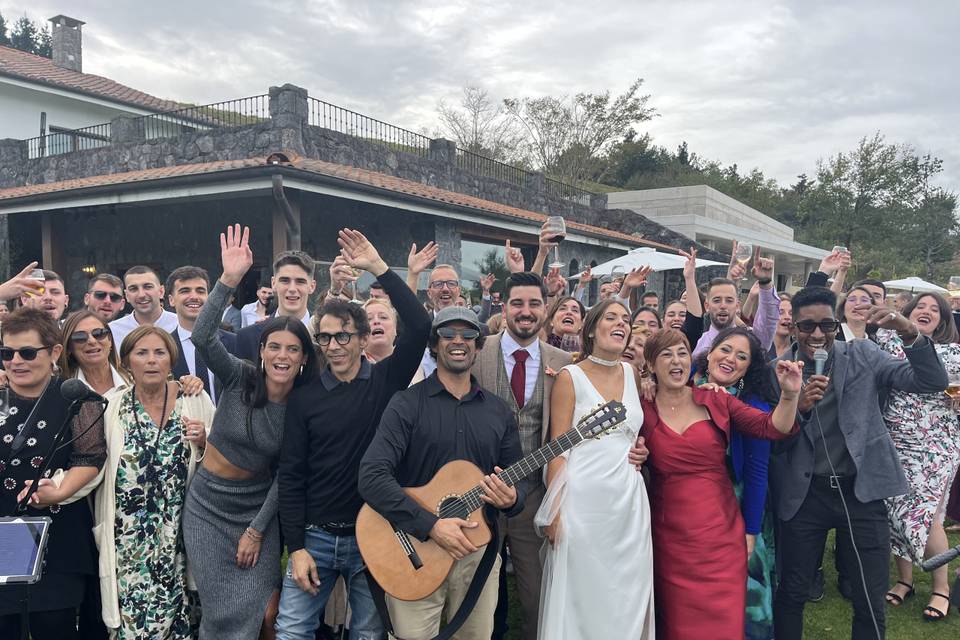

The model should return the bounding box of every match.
[503,78,657,184]
[904,190,960,279]
[10,16,38,54]
[0,12,11,46]
[36,24,51,57]
[470,248,509,303]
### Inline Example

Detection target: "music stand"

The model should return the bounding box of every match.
[0,516,52,640]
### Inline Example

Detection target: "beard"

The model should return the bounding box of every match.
[507,314,542,341]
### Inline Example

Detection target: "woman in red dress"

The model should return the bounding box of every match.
[639,329,802,639]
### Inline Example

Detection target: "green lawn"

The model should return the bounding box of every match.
[503,529,960,639]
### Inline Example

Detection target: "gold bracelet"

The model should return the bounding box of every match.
[244,528,263,541]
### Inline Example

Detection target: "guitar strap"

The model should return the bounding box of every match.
[365,514,500,640]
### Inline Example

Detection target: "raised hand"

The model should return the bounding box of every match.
[680,247,698,281]
[622,265,652,290]
[338,229,388,276]
[545,267,565,296]
[219,224,253,288]
[408,241,438,275]
[752,250,774,283]
[578,265,593,286]
[479,273,496,294]
[818,249,847,276]
[856,304,916,336]
[505,239,525,273]
[0,261,44,302]
[775,360,804,396]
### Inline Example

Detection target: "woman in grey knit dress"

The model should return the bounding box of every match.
[183,224,319,638]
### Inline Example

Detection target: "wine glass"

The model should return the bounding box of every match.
[946,370,960,399]
[560,333,582,354]
[949,276,960,299]
[733,243,753,268]
[544,216,566,269]
[24,268,45,298]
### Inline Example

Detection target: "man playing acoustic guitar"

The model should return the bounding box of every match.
[360,306,526,640]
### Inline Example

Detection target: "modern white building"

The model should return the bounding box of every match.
[0,15,182,154]
[608,185,829,290]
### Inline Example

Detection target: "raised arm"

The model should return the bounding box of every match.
[749,253,780,350]
[724,361,801,437]
[861,306,948,394]
[406,241,438,294]
[195,225,253,387]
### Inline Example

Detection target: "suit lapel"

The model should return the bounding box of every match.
[171,328,189,379]
[479,332,503,387]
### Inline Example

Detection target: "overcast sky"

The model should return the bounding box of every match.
[11,1,960,193]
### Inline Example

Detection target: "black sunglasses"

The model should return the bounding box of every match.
[91,290,124,303]
[794,319,841,334]
[436,327,480,340]
[69,328,112,344]
[314,331,356,346]
[0,345,54,361]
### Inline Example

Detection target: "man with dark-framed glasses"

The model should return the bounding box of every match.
[275,229,430,639]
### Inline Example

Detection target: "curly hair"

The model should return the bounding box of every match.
[694,326,777,404]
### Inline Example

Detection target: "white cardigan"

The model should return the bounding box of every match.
[91,386,215,632]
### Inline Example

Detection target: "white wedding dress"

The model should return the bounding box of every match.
[535,362,655,640]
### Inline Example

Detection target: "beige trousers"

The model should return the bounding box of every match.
[386,545,501,640]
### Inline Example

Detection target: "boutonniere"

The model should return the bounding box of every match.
[545,367,558,377]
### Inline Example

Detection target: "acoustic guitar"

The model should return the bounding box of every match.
[357,400,627,601]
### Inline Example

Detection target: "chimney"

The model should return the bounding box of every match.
[48,15,85,73]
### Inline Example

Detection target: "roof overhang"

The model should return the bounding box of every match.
[0,73,167,118]
[0,163,640,251]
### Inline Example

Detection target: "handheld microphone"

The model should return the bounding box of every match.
[60,378,107,404]
[921,544,960,572]
[813,348,828,376]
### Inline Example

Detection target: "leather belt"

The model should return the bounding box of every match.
[812,474,854,491]
[316,521,356,536]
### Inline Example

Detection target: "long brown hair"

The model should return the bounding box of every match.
[578,299,631,363]
[901,293,958,345]
[58,310,125,381]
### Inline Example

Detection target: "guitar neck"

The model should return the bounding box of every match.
[457,425,586,513]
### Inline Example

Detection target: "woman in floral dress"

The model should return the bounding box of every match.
[94,326,214,638]
[878,292,960,621]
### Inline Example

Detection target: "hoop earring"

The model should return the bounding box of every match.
[261,360,265,373]
[299,364,304,376]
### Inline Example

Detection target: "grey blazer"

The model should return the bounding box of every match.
[769,336,948,521]
[472,332,573,446]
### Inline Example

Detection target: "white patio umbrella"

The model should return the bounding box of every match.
[569,247,726,279]
[882,277,948,294]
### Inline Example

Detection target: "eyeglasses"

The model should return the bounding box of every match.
[429,280,460,290]
[90,290,124,303]
[314,331,356,346]
[69,328,112,344]
[436,327,480,340]
[794,319,840,334]
[0,346,54,361]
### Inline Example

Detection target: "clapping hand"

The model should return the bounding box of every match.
[408,241,438,275]
[219,224,253,288]
[338,229,388,276]
[0,262,45,301]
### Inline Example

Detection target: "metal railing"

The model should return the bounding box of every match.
[456,148,529,187]
[307,97,430,156]
[25,122,112,158]
[545,176,594,204]
[136,95,269,140]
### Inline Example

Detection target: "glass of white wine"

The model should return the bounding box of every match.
[24,268,45,297]
[946,370,960,399]
[948,276,960,299]
[733,243,753,269]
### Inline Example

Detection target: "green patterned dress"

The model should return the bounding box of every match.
[114,389,192,639]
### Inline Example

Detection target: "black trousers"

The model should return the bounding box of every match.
[774,477,889,640]
[0,607,78,640]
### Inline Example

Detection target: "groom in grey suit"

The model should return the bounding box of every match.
[473,272,572,640]
[770,286,947,640]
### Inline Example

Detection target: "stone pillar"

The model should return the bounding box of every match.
[434,219,462,275]
[429,138,457,166]
[111,116,145,144]
[49,15,84,72]
[269,84,308,155]
[0,139,26,188]
[590,192,608,210]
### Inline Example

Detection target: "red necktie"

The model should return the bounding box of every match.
[511,349,529,409]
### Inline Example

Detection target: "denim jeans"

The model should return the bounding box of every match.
[275,526,384,640]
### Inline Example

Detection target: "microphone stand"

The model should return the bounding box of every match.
[10,398,83,640]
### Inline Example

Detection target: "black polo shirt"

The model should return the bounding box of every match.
[359,373,526,541]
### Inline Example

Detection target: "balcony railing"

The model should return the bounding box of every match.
[25,122,112,159]
[135,95,269,140]
[308,97,431,157]
[456,148,529,187]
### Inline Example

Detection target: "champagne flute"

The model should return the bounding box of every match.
[544,216,566,269]
[0,386,9,421]
[733,243,753,269]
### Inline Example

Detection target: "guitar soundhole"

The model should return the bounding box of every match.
[438,495,470,520]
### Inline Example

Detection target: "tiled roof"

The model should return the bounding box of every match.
[0,45,183,112]
[0,152,662,248]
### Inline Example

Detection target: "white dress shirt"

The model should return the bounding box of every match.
[240,302,265,328]
[500,331,541,405]
[77,365,127,395]
[108,309,179,348]
[176,324,217,404]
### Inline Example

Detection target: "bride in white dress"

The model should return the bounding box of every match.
[536,299,655,640]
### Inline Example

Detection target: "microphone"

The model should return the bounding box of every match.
[921,544,960,572]
[60,378,107,404]
[813,348,828,376]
